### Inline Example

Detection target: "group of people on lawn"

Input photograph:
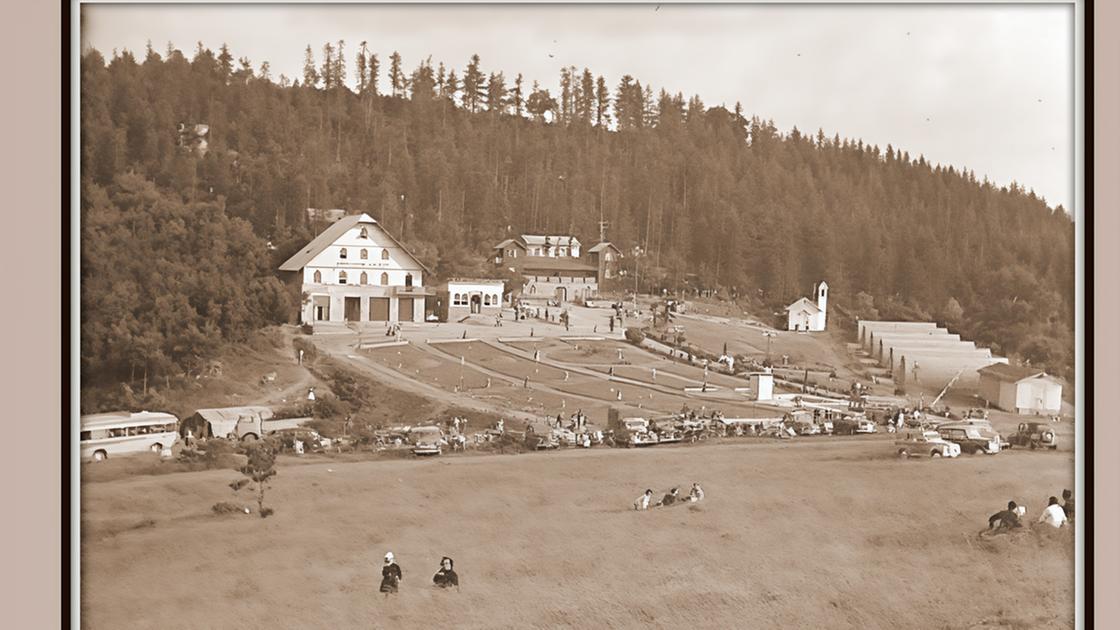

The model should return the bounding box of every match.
[982,488,1074,536]
[633,483,705,510]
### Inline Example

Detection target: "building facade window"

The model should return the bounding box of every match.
[381,249,390,261]
[313,270,322,283]
[359,227,369,238]
[405,273,413,287]
[604,253,613,261]
[339,248,348,259]
[360,249,368,260]
[339,271,348,284]
[483,294,491,306]
[360,272,368,285]
[380,272,389,285]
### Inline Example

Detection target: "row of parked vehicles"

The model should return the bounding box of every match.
[893,409,1059,459]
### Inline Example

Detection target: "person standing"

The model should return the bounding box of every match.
[1038,496,1068,528]
[380,552,403,597]
[1062,489,1075,522]
[432,557,459,590]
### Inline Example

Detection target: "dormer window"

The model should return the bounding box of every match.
[360,249,368,260]
[339,248,348,260]
[339,271,348,284]
[405,273,413,288]
[359,227,369,238]
[381,249,390,261]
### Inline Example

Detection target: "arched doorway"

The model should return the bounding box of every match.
[470,294,482,314]
[554,287,567,303]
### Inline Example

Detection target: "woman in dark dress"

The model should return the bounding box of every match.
[380,552,402,597]
[432,556,459,590]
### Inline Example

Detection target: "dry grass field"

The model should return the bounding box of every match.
[80,439,1073,630]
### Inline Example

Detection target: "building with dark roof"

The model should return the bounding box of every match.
[491,234,620,303]
[278,213,433,325]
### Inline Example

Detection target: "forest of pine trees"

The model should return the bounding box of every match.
[80,41,1075,386]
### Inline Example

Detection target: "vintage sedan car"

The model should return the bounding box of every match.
[936,424,1001,455]
[895,431,961,458]
[1006,422,1058,450]
[854,418,877,434]
[409,425,446,456]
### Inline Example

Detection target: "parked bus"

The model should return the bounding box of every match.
[80,411,180,462]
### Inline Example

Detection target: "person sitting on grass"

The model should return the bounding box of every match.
[982,501,1023,536]
[1038,496,1068,529]
[688,483,705,502]
[380,552,403,597]
[432,557,459,590]
[657,488,681,507]
[634,489,654,511]
[1062,489,1075,522]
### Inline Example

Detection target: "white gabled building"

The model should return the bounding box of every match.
[279,213,433,325]
[785,281,828,332]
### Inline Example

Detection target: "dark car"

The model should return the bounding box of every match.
[936,425,1001,455]
[1007,422,1058,450]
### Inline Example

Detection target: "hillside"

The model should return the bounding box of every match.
[79,43,1075,385]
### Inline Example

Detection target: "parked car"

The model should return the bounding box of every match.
[936,424,1001,455]
[854,418,877,434]
[895,431,961,458]
[1007,422,1058,450]
[272,428,328,453]
[410,425,446,456]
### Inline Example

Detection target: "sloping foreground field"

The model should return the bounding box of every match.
[81,442,1073,630]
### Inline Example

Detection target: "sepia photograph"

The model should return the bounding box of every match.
[74,1,1085,628]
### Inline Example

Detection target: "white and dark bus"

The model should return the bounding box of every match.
[80,411,180,462]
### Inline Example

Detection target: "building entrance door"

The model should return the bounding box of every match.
[344,297,361,322]
[470,295,482,314]
[554,287,567,303]
[370,297,390,321]
[398,297,414,322]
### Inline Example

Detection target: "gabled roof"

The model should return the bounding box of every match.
[278,213,431,274]
[978,363,1049,383]
[588,242,622,254]
[493,238,526,250]
[521,234,581,247]
[784,297,821,312]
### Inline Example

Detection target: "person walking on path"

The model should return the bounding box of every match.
[380,552,403,597]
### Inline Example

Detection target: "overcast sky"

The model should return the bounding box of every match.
[82,3,1075,211]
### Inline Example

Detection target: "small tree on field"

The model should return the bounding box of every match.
[234,442,278,517]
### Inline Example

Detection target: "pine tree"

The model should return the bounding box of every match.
[595,76,610,127]
[335,40,347,89]
[302,45,318,87]
[463,54,484,113]
[368,53,380,95]
[512,73,524,117]
[356,42,368,93]
[320,42,334,89]
[389,51,404,97]
[218,44,233,82]
[578,69,594,124]
[487,71,507,114]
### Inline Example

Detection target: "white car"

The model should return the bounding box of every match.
[895,431,961,458]
[854,419,877,434]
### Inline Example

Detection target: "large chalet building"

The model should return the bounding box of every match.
[492,234,620,303]
[279,213,432,324]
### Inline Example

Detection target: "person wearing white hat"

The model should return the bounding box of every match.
[380,552,402,596]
